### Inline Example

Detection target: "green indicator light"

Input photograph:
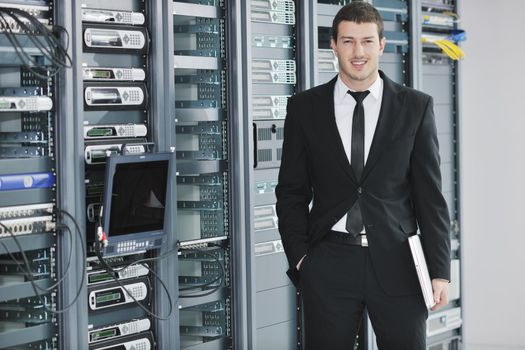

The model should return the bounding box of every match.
[0,100,11,109]
[88,272,113,283]
[92,70,112,79]
[87,128,114,137]
[96,292,120,304]
[91,328,117,341]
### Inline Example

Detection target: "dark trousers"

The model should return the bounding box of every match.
[300,234,428,350]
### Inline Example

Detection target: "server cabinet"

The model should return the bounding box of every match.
[38,0,239,348]
[173,1,236,349]
[419,0,463,347]
[238,0,313,349]
[79,1,164,350]
[55,0,179,348]
[0,1,62,348]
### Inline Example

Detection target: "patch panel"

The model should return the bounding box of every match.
[0,202,53,219]
[0,16,50,33]
[0,215,55,237]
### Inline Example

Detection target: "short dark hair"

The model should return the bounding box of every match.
[331,1,384,42]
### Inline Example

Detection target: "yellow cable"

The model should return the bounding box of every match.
[440,41,462,60]
[422,37,453,59]
[435,40,458,59]
[421,37,465,60]
[442,11,460,19]
[434,40,459,60]
[439,39,465,59]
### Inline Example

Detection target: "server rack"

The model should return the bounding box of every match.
[238,1,317,349]
[419,0,463,347]
[0,1,61,348]
[56,0,179,348]
[78,2,161,350]
[172,1,236,349]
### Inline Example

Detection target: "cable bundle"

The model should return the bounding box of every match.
[422,32,465,60]
[177,245,226,298]
[0,209,86,314]
[0,6,72,79]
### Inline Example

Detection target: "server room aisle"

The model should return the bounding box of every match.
[1,0,523,349]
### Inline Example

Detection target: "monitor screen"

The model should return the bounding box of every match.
[102,152,174,256]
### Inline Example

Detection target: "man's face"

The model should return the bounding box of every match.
[330,21,386,90]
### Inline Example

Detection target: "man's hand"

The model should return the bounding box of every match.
[431,279,449,311]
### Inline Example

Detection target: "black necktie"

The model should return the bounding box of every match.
[345,90,370,236]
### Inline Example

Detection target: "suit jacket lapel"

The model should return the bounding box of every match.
[317,76,357,184]
[361,71,402,181]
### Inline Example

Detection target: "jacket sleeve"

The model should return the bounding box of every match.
[409,96,451,281]
[275,95,312,271]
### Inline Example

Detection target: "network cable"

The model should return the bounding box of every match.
[91,204,226,311]
[422,34,465,60]
[0,7,72,79]
[0,207,86,314]
[177,246,226,298]
[0,8,71,70]
[0,222,74,293]
[92,211,174,320]
[102,241,227,298]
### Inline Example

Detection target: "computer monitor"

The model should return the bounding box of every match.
[101,152,174,256]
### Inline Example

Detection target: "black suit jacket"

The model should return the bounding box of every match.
[275,71,450,296]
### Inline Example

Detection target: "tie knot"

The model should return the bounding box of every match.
[348,90,370,104]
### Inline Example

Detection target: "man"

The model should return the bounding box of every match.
[275,2,451,349]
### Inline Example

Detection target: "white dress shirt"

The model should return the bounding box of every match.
[331,75,384,233]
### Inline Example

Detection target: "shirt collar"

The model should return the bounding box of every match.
[334,74,383,103]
